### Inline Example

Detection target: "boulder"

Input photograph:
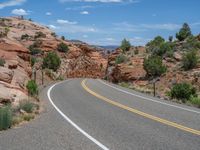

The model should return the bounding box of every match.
[0,67,14,83]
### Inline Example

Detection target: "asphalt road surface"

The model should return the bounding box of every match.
[0,79,200,150]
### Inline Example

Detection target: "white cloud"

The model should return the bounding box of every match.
[130,37,151,46]
[57,19,78,25]
[105,38,115,41]
[141,23,181,31]
[114,22,181,32]
[11,8,28,15]
[66,5,94,11]
[46,12,52,16]
[0,0,26,9]
[51,19,98,33]
[49,25,57,29]
[60,0,135,3]
[80,11,89,15]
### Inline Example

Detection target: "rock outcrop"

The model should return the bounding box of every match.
[0,17,107,105]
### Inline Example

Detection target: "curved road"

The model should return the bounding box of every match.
[0,79,200,150]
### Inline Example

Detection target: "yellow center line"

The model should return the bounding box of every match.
[81,79,200,136]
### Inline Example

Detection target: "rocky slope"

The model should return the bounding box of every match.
[0,17,107,105]
[108,40,200,99]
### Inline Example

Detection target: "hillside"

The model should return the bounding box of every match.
[107,26,200,107]
[0,17,107,106]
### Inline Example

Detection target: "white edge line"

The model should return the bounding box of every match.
[47,80,109,150]
[98,80,200,114]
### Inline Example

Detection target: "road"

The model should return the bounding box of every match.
[0,79,200,150]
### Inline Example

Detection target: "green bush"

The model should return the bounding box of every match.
[185,35,200,49]
[42,52,61,71]
[169,36,173,42]
[176,23,192,41]
[26,80,38,96]
[29,41,42,50]
[0,58,5,66]
[146,36,165,51]
[51,32,57,37]
[19,101,34,113]
[183,50,199,70]
[0,106,12,131]
[21,34,29,40]
[30,48,42,55]
[120,39,131,53]
[143,55,167,77]
[30,57,36,66]
[170,83,196,102]
[61,36,65,40]
[115,54,127,64]
[57,42,69,53]
[34,31,46,39]
[153,42,173,56]
[189,96,200,108]
[23,114,34,121]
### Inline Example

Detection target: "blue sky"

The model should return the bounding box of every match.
[0,0,200,45]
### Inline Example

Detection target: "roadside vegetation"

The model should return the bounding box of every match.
[0,80,39,131]
[42,52,61,71]
[57,42,69,53]
[115,23,200,108]
[0,58,5,66]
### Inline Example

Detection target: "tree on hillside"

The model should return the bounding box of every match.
[183,50,199,70]
[143,55,167,77]
[61,36,65,40]
[146,36,165,53]
[169,36,173,42]
[120,39,131,53]
[176,23,192,41]
[57,42,69,53]
[42,52,61,71]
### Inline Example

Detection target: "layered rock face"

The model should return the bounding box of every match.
[0,17,107,105]
[108,44,200,98]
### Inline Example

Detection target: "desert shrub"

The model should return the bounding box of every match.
[115,54,127,64]
[23,114,34,121]
[61,36,65,40]
[120,39,131,53]
[12,116,23,126]
[183,50,199,70]
[56,75,64,81]
[169,83,196,102]
[51,32,57,37]
[143,55,167,77]
[165,50,174,58]
[29,41,42,50]
[21,34,29,40]
[0,27,10,37]
[34,31,46,39]
[30,48,42,55]
[30,57,36,66]
[176,23,192,41]
[169,36,173,42]
[26,80,38,96]
[19,101,34,113]
[153,42,173,56]
[0,58,5,66]
[146,36,165,50]
[0,106,12,131]
[189,96,200,108]
[57,42,69,53]
[42,52,61,71]
[119,82,130,88]
[185,35,200,49]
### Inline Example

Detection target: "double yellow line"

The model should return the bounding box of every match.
[81,79,200,136]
